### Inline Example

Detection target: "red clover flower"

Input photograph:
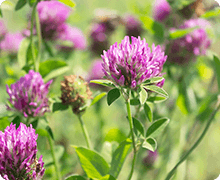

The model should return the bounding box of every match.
[101,36,167,89]
[0,123,45,180]
[153,0,171,22]
[6,70,52,118]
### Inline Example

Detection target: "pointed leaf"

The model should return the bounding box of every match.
[169,27,197,40]
[15,0,26,11]
[90,92,107,106]
[132,117,145,137]
[201,7,220,19]
[46,126,54,140]
[107,88,120,106]
[143,77,164,85]
[65,174,86,180]
[139,87,148,104]
[144,85,168,98]
[90,79,115,88]
[146,118,170,138]
[142,137,157,152]
[109,139,132,178]
[214,56,220,90]
[12,116,21,128]
[144,102,153,122]
[147,96,167,103]
[73,147,109,179]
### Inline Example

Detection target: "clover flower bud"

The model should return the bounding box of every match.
[153,0,171,22]
[60,75,92,115]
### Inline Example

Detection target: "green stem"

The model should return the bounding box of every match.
[30,2,37,71]
[165,102,220,180]
[47,135,61,180]
[78,115,92,149]
[126,98,137,180]
[35,8,42,72]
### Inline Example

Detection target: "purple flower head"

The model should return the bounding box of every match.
[0,123,45,180]
[153,0,171,22]
[167,18,212,64]
[102,36,167,89]
[57,24,87,51]
[0,20,7,40]
[0,32,24,54]
[123,14,143,37]
[37,1,71,40]
[142,150,158,168]
[6,70,53,118]
[90,23,107,42]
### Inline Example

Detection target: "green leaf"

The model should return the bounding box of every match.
[105,128,126,143]
[147,96,167,103]
[43,40,54,57]
[144,102,153,122]
[143,77,164,85]
[100,141,119,164]
[28,0,36,7]
[31,118,39,129]
[52,102,69,112]
[144,85,168,98]
[46,126,54,140]
[109,139,132,178]
[90,92,107,106]
[65,174,86,180]
[100,174,117,180]
[58,0,75,8]
[146,118,170,138]
[43,66,70,82]
[18,38,30,68]
[139,86,148,104]
[214,56,220,90]
[201,8,220,19]
[140,15,164,39]
[12,116,21,128]
[107,88,120,106]
[0,9,3,17]
[169,27,196,39]
[73,147,110,179]
[90,79,115,88]
[142,137,157,152]
[39,59,68,77]
[130,98,140,106]
[15,0,26,11]
[132,117,145,137]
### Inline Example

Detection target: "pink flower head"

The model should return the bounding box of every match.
[0,123,45,180]
[143,150,158,168]
[153,0,171,22]
[102,36,167,89]
[6,70,53,118]
[0,32,23,54]
[37,1,72,40]
[167,18,212,64]
[57,24,87,51]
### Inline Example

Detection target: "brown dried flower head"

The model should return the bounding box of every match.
[60,75,92,115]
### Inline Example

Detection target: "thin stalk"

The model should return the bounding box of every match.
[30,2,37,71]
[35,9,42,72]
[126,98,137,180]
[47,135,61,180]
[165,102,220,180]
[78,115,92,149]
